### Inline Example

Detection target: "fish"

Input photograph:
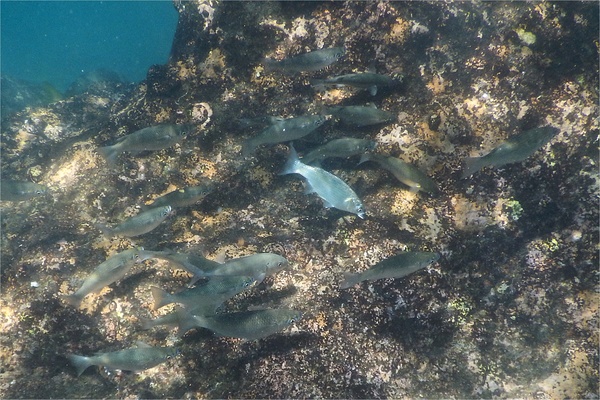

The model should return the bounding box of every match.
[140,311,182,330]
[359,153,439,195]
[178,308,303,340]
[311,72,398,96]
[96,205,172,238]
[340,251,440,289]
[0,181,48,201]
[462,126,560,178]
[205,253,290,279]
[63,247,154,308]
[151,250,222,286]
[262,47,345,74]
[301,138,377,166]
[242,114,329,157]
[67,342,178,376]
[144,183,214,210]
[280,144,366,219]
[150,274,259,311]
[98,124,194,164]
[326,105,396,127]
[237,116,284,130]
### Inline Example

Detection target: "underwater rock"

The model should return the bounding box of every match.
[0,75,63,118]
[1,1,597,399]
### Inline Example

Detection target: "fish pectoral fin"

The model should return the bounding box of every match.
[303,182,317,195]
[322,200,334,209]
[369,86,378,96]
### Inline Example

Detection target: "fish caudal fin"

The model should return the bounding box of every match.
[461,157,484,179]
[357,153,372,166]
[62,293,83,308]
[98,145,119,166]
[139,317,156,330]
[279,144,301,176]
[261,57,277,72]
[188,273,205,288]
[241,138,257,158]
[94,223,115,238]
[175,307,201,337]
[339,272,360,289]
[150,286,173,310]
[67,354,93,376]
[309,79,326,91]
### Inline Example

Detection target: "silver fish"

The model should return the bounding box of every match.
[99,124,194,164]
[151,250,222,286]
[178,308,303,340]
[150,274,258,311]
[311,72,398,96]
[96,205,172,238]
[63,247,154,308]
[144,183,214,210]
[263,47,345,74]
[341,251,439,289]
[280,144,365,218]
[359,153,439,194]
[326,105,396,127]
[301,138,377,166]
[237,116,284,130]
[462,126,560,178]
[67,342,178,376]
[0,181,48,201]
[242,114,328,157]
[140,311,182,330]
[189,253,288,281]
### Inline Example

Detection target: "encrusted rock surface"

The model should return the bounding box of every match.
[1,1,597,398]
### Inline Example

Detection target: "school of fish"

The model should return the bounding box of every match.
[1,45,560,377]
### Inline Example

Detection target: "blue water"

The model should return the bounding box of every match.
[1,1,178,93]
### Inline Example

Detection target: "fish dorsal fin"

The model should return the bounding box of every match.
[214,251,227,264]
[365,103,377,109]
[135,341,152,348]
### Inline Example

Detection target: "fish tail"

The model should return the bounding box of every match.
[188,273,205,287]
[357,153,372,166]
[261,57,278,72]
[139,317,156,330]
[310,79,326,91]
[279,144,301,175]
[150,286,173,310]
[242,138,257,158]
[62,293,82,308]
[462,157,484,179]
[98,145,119,165]
[66,354,93,376]
[339,272,360,289]
[94,223,114,238]
[175,307,200,337]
